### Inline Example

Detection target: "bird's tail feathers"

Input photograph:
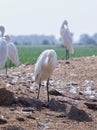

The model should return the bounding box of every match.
[34,74,40,83]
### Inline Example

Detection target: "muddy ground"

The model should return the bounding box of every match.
[0,56,97,130]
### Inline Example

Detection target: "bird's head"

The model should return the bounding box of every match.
[47,50,56,63]
[47,51,53,59]
[63,20,69,29]
[63,20,68,25]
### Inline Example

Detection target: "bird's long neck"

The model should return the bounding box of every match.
[65,23,69,30]
[0,27,5,37]
[61,22,69,31]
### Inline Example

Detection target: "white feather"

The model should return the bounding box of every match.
[0,26,7,68]
[0,38,8,68]
[34,49,57,84]
[7,42,19,66]
[60,20,74,54]
[4,35,19,66]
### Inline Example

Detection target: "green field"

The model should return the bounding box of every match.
[7,44,97,67]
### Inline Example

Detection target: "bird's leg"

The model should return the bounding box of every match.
[66,49,68,61]
[66,50,70,64]
[37,80,41,100]
[47,78,50,102]
[5,62,8,77]
[67,50,69,60]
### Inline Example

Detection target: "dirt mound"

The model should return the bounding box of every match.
[0,56,97,130]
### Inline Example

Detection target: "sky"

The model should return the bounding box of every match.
[0,0,97,40]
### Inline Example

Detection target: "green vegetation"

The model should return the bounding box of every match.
[16,45,97,65]
[72,45,97,58]
[6,44,97,68]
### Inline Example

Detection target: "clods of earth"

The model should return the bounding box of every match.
[0,56,97,130]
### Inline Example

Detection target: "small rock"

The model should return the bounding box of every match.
[56,113,67,118]
[0,88,15,106]
[84,102,97,110]
[16,97,42,110]
[37,122,49,130]
[5,125,25,130]
[88,95,97,102]
[49,89,64,96]
[79,91,83,95]
[0,118,7,124]
[16,117,25,122]
[26,115,36,120]
[67,106,92,122]
[22,107,34,112]
[49,98,66,112]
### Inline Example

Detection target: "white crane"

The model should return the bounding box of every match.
[33,49,57,102]
[4,35,19,67]
[0,26,19,76]
[0,26,8,74]
[60,20,74,63]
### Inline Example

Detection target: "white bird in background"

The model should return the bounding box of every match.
[60,20,74,63]
[0,25,19,76]
[4,35,19,67]
[33,49,57,102]
[0,26,8,74]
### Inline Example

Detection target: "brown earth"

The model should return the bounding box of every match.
[0,56,97,130]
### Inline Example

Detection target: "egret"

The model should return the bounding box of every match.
[4,35,19,67]
[33,49,57,102]
[60,20,74,63]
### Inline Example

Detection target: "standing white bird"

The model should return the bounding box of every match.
[0,26,8,73]
[33,49,57,102]
[60,20,74,63]
[4,35,19,67]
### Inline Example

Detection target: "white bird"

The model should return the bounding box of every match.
[0,26,8,74]
[4,35,19,67]
[33,49,57,102]
[60,20,74,63]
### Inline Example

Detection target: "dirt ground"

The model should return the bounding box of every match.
[0,56,97,130]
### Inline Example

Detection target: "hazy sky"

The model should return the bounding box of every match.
[0,0,97,40]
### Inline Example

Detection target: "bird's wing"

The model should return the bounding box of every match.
[7,42,19,66]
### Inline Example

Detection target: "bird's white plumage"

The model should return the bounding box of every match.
[34,49,57,84]
[0,26,8,68]
[7,42,19,66]
[4,35,19,66]
[60,20,74,54]
[0,38,8,68]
